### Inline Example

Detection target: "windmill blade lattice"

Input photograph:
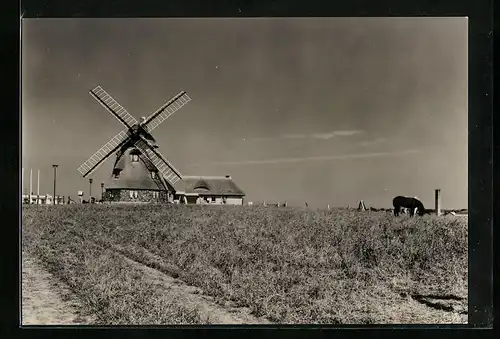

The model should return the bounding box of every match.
[134,137,183,186]
[77,129,130,177]
[90,86,138,129]
[137,152,170,191]
[144,91,191,132]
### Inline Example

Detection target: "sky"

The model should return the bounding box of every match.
[21,17,468,209]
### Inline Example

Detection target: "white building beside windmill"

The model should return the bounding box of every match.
[176,175,245,205]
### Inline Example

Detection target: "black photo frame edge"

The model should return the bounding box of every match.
[4,0,494,337]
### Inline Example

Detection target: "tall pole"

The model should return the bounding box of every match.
[37,169,40,204]
[89,178,93,202]
[29,168,33,197]
[52,165,58,205]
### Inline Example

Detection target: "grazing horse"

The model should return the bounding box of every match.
[393,196,425,217]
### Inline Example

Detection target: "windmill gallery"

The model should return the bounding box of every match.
[77,86,245,205]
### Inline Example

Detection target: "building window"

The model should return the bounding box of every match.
[211,197,216,202]
[131,154,139,162]
[129,191,139,199]
[151,171,156,179]
[153,191,159,198]
[134,191,138,199]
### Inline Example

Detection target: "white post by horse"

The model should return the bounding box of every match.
[435,189,442,216]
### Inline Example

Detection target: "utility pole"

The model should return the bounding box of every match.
[89,178,93,202]
[52,165,58,205]
[37,169,40,204]
[29,168,33,202]
[101,182,105,201]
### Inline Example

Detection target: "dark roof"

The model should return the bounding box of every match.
[175,176,245,196]
[106,148,162,190]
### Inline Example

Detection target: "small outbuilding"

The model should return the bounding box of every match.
[175,175,245,205]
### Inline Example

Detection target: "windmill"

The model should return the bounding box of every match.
[77,85,191,203]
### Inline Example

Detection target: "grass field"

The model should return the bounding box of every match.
[21,204,468,324]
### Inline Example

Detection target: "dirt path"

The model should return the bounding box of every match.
[23,243,271,325]
[120,254,272,324]
[22,242,465,325]
[115,245,467,324]
[21,253,94,325]
[81,237,273,324]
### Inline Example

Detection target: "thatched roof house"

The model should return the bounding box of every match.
[174,175,245,205]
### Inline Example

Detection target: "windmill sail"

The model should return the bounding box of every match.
[78,129,130,177]
[80,84,192,200]
[90,86,138,129]
[134,137,183,186]
[137,152,171,191]
[144,91,191,132]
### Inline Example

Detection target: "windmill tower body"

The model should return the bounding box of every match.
[104,141,177,202]
[78,86,190,203]
[104,147,164,202]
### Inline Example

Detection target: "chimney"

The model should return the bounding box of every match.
[225,175,231,179]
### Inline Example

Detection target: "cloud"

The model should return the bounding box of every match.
[311,130,363,140]
[283,133,307,139]
[190,149,421,167]
[358,137,388,147]
[241,130,363,142]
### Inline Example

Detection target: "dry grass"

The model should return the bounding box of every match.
[22,204,467,324]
